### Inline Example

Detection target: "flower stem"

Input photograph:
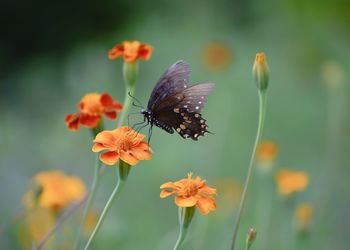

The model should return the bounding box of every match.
[117,61,138,128]
[74,156,102,250]
[173,206,196,250]
[83,161,130,250]
[230,91,267,250]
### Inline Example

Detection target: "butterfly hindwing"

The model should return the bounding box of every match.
[147,60,190,110]
[153,107,210,140]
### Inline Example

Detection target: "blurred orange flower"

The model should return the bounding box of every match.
[295,202,313,228]
[276,169,309,196]
[92,126,152,166]
[202,41,231,71]
[109,41,153,62]
[257,140,279,163]
[23,171,86,212]
[65,93,123,131]
[160,172,217,215]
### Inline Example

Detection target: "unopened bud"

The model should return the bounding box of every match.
[246,228,257,249]
[253,52,269,91]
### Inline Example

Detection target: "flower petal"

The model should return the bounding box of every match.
[160,190,174,198]
[199,186,217,195]
[131,144,152,160]
[108,44,124,60]
[104,110,117,119]
[175,196,197,207]
[196,196,217,215]
[65,114,80,130]
[120,151,139,166]
[99,151,119,166]
[138,44,153,61]
[94,130,115,144]
[79,114,100,128]
[92,143,106,152]
[100,93,114,107]
[160,182,177,189]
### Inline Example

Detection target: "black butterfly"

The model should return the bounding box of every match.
[134,60,214,140]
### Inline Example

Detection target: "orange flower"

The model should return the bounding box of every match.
[202,41,231,71]
[92,126,152,166]
[160,172,217,215]
[257,140,279,162]
[23,171,86,212]
[108,41,153,62]
[65,93,123,131]
[295,202,313,227]
[276,169,309,196]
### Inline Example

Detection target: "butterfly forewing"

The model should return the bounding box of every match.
[180,83,214,112]
[147,60,190,110]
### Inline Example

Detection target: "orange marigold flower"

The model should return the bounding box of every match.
[202,41,231,71]
[108,40,153,62]
[92,126,152,166]
[160,172,217,215]
[295,202,313,227]
[23,171,86,212]
[276,169,309,196]
[65,93,123,131]
[257,140,279,162]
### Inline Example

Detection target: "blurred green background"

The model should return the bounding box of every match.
[1,0,349,249]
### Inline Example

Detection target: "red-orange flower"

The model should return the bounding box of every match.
[108,41,153,62]
[92,126,152,166]
[160,173,217,215]
[65,93,123,131]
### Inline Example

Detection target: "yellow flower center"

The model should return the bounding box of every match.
[179,180,199,197]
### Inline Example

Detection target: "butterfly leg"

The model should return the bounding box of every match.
[147,125,153,145]
[131,116,146,131]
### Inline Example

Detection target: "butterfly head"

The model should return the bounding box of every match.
[141,109,152,122]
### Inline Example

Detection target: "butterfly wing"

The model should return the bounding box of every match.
[152,83,214,140]
[147,60,190,110]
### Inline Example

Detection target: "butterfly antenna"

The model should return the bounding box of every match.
[128,92,144,109]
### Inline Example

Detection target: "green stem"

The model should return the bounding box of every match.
[83,161,130,250]
[117,61,138,128]
[173,206,195,250]
[74,156,102,250]
[230,91,267,250]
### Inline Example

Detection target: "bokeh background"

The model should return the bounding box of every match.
[1,0,349,249]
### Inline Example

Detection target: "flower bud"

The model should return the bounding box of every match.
[253,52,269,91]
[246,228,257,249]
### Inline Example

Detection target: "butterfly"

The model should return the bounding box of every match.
[133,60,214,140]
